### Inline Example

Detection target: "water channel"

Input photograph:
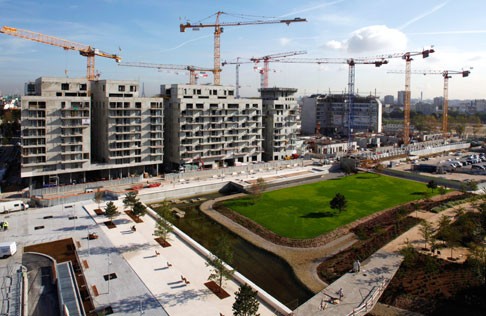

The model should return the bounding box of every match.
[163,197,314,310]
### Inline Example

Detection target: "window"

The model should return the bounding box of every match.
[61,83,69,90]
[118,85,125,92]
[80,84,87,91]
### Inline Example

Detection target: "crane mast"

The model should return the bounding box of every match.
[0,25,121,81]
[379,48,435,144]
[118,62,213,85]
[388,68,469,138]
[180,12,306,85]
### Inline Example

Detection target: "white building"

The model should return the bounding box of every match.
[161,84,262,171]
[260,87,299,161]
[21,77,164,187]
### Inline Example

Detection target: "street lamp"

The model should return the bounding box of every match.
[107,253,112,294]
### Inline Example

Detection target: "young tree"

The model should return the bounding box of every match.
[104,201,120,223]
[123,191,139,210]
[330,193,347,214]
[94,189,103,210]
[232,284,260,316]
[206,236,234,292]
[418,220,435,250]
[248,178,266,203]
[132,201,147,217]
[427,180,438,193]
[154,218,173,241]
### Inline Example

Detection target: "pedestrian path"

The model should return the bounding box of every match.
[293,250,403,316]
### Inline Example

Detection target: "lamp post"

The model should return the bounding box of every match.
[107,253,112,294]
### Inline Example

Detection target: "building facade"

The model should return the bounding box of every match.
[21,77,164,187]
[91,80,164,179]
[21,77,91,184]
[161,84,262,171]
[260,87,299,161]
[301,94,382,137]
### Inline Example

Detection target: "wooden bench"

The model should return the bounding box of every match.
[91,285,99,296]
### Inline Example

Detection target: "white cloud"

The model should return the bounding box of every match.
[325,39,343,50]
[327,25,408,54]
[279,37,292,46]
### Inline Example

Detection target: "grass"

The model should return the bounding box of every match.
[222,173,432,239]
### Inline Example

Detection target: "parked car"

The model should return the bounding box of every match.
[471,164,485,170]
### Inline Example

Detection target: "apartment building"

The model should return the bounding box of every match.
[260,88,299,161]
[21,77,164,187]
[301,94,382,137]
[21,77,91,185]
[161,84,262,171]
[90,80,164,178]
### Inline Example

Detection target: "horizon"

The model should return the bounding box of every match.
[1,0,485,100]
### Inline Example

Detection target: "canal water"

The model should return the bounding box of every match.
[168,202,314,310]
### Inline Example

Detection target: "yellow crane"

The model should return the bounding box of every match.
[0,25,121,80]
[118,62,213,85]
[180,11,306,85]
[378,48,435,144]
[388,68,471,137]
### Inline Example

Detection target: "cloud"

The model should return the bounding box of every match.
[279,37,292,46]
[326,25,408,54]
[325,40,343,50]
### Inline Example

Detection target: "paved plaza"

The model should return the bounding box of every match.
[0,197,285,315]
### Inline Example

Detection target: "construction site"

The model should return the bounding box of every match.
[1,7,485,316]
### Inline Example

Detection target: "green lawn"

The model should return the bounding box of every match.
[222,173,431,239]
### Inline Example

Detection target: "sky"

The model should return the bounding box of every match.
[0,0,485,100]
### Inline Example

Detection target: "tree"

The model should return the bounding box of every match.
[418,220,435,250]
[154,218,173,241]
[94,189,103,210]
[248,178,266,203]
[340,158,357,175]
[427,180,438,193]
[123,191,139,210]
[206,236,234,292]
[132,201,147,217]
[104,201,120,223]
[330,193,347,214]
[232,284,260,316]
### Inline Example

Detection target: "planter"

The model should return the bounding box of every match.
[204,281,230,299]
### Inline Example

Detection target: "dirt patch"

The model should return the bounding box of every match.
[125,210,144,223]
[24,238,96,316]
[154,237,171,248]
[204,281,230,299]
[380,251,484,315]
[104,221,116,229]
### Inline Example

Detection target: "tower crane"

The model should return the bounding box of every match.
[272,57,388,148]
[221,57,253,98]
[250,51,307,89]
[180,12,306,85]
[377,48,435,144]
[118,62,213,85]
[0,25,121,81]
[387,69,470,137]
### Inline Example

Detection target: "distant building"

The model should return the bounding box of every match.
[260,87,299,161]
[433,97,444,109]
[397,90,406,106]
[161,84,262,171]
[415,102,439,115]
[383,95,394,105]
[301,94,382,137]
